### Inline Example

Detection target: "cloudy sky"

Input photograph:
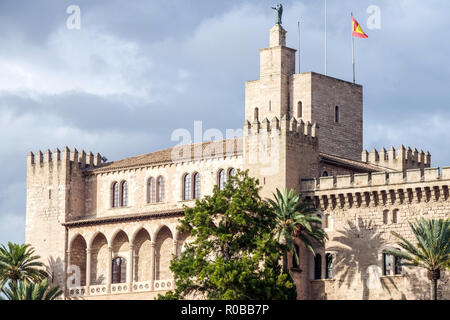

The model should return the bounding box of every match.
[1,0,449,245]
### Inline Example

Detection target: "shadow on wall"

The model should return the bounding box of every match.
[327,218,401,300]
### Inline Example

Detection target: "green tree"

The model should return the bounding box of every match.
[383,218,450,300]
[0,242,48,289]
[0,279,62,300]
[158,170,296,300]
[268,189,328,269]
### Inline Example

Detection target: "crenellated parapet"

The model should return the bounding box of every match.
[28,147,106,171]
[300,167,450,209]
[361,145,431,171]
[245,115,319,146]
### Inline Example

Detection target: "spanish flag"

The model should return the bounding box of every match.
[352,17,368,38]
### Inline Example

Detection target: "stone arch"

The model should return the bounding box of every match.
[90,232,108,285]
[69,234,87,286]
[155,226,173,280]
[111,230,129,284]
[133,228,152,282]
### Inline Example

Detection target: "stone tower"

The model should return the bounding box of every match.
[25,148,103,288]
[243,24,320,199]
[245,24,363,163]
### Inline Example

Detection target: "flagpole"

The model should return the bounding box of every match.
[324,0,327,75]
[351,12,355,84]
[298,21,301,73]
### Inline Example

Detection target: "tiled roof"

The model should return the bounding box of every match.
[320,152,391,173]
[87,138,243,173]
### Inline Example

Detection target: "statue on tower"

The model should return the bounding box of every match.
[271,3,283,25]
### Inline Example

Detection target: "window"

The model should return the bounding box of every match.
[228,168,236,177]
[314,254,322,280]
[254,107,259,121]
[157,176,165,202]
[292,244,300,269]
[334,106,339,123]
[297,101,303,118]
[120,181,128,207]
[112,182,119,208]
[183,174,191,200]
[193,173,201,199]
[325,253,333,279]
[218,169,226,190]
[392,209,398,224]
[112,257,126,284]
[383,251,402,276]
[322,171,329,177]
[148,177,156,203]
[383,210,389,224]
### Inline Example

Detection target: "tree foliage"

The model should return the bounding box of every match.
[0,279,62,300]
[158,170,296,300]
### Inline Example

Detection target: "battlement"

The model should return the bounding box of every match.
[245,115,319,142]
[361,145,431,171]
[300,167,450,192]
[28,147,105,170]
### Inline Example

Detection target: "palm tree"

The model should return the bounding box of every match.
[0,242,48,289]
[0,279,62,300]
[268,189,328,270]
[383,218,450,300]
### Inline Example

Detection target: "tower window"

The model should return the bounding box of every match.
[297,101,303,118]
[254,107,259,121]
[334,106,340,123]
[218,169,226,190]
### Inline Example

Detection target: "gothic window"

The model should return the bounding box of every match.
[334,106,340,123]
[112,182,119,208]
[325,253,333,279]
[297,101,303,118]
[193,173,201,199]
[148,177,156,203]
[112,257,126,284]
[218,169,226,190]
[254,107,259,121]
[157,176,165,202]
[120,181,128,207]
[322,171,329,177]
[183,174,191,200]
[314,254,322,280]
[228,168,236,178]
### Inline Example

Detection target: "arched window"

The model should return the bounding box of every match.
[314,254,322,280]
[120,181,128,207]
[112,257,126,284]
[325,253,333,279]
[157,176,165,202]
[254,107,259,121]
[297,101,303,118]
[292,244,300,269]
[218,169,226,191]
[112,182,119,208]
[334,106,340,123]
[183,174,191,200]
[193,173,201,199]
[322,171,329,177]
[148,177,156,203]
[228,168,236,178]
